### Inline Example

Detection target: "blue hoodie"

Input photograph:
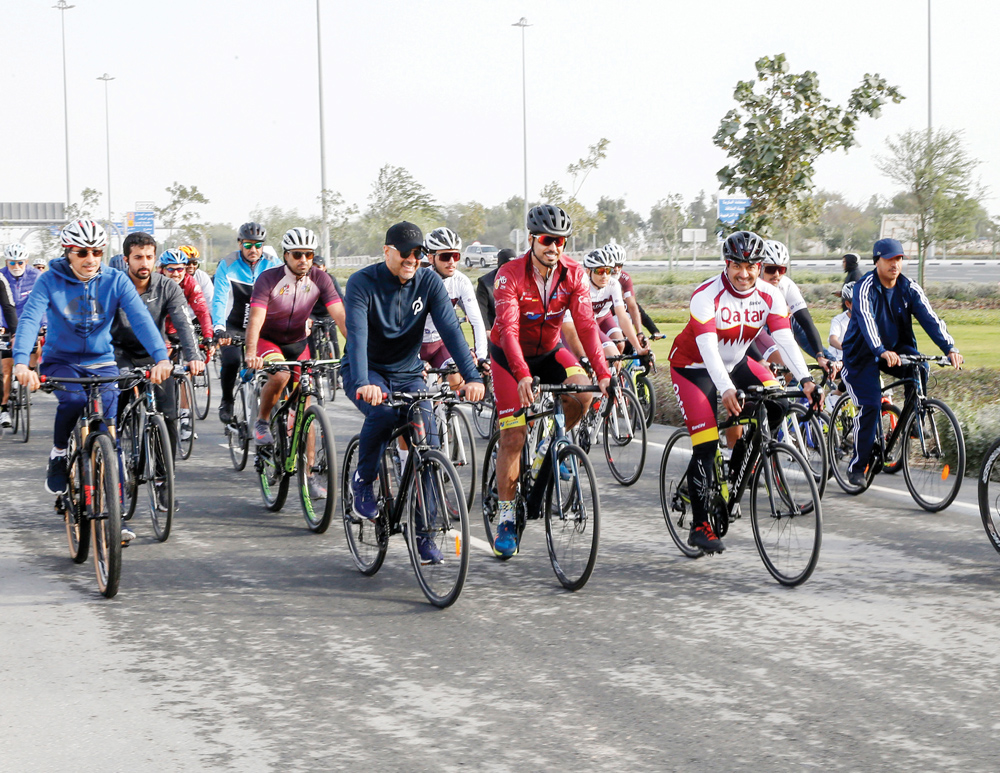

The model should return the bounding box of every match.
[12,257,168,367]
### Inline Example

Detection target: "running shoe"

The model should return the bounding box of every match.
[218,400,234,425]
[254,419,274,446]
[46,456,69,495]
[493,520,518,557]
[417,534,444,564]
[351,471,377,521]
[688,521,725,553]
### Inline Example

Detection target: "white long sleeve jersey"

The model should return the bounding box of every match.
[421,269,488,360]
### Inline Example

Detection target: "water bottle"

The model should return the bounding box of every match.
[530,436,551,479]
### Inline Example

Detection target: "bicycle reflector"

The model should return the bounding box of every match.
[942,465,950,481]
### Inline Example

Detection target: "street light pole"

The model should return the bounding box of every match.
[927,0,932,136]
[97,73,114,226]
[513,17,530,253]
[54,1,75,210]
[316,0,330,262]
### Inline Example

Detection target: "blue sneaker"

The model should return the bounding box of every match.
[493,520,518,557]
[351,471,377,521]
[46,455,69,495]
[417,534,444,564]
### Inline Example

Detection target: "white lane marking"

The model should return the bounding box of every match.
[468,533,494,554]
[866,483,978,512]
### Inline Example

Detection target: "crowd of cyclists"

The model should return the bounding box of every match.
[0,202,977,602]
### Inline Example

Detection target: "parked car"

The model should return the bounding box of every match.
[463,243,500,268]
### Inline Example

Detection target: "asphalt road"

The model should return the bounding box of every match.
[3,382,1000,772]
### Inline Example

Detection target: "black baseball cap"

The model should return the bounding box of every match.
[385,222,424,255]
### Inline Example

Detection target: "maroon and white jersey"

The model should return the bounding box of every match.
[669,272,809,393]
[565,277,623,324]
[618,269,635,300]
[250,265,341,344]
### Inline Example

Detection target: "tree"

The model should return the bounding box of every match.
[876,128,985,282]
[595,197,643,248]
[648,195,687,261]
[538,181,602,252]
[359,165,438,254]
[65,187,102,221]
[317,189,358,256]
[444,201,487,244]
[155,182,210,246]
[567,138,610,198]
[714,54,903,234]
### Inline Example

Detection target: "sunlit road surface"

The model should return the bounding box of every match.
[3,385,999,772]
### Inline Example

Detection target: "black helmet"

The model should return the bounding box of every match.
[723,231,765,263]
[312,253,326,268]
[526,204,572,237]
[237,221,267,242]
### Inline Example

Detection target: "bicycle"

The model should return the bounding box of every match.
[166,348,198,461]
[309,317,340,403]
[117,367,176,542]
[471,364,496,439]
[40,374,124,598]
[623,334,666,427]
[341,386,470,607]
[659,384,823,587]
[482,380,605,591]
[827,353,965,512]
[223,335,263,471]
[254,359,339,533]
[0,334,30,442]
[979,436,1000,554]
[190,338,213,421]
[425,364,478,511]
[769,364,830,499]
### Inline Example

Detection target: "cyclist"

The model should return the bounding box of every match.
[420,227,488,390]
[668,230,819,554]
[212,222,281,424]
[342,221,484,562]
[604,243,661,343]
[32,256,48,272]
[2,243,38,427]
[179,245,214,306]
[840,238,961,488]
[476,248,516,329]
[490,204,612,558]
[12,221,171,504]
[111,237,205,458]
[825,281,854,411]
[244,227,346,450]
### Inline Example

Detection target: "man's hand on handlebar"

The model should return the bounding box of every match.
[149,360,173,385]
[881,350,901,368]
[13,363,40,390]
[948,350,964,369]
[598,377,611,397]
[357,384,384,406]
[461,381,486,403]
[801,379,822,409]
[188,359,205,376]
[517,376,535,408]
[245,353,264,371]
[722,388,743,418]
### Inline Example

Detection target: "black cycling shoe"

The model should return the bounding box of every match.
[848,469,867,489]
[688,521,725,553]
[46,456,69,495]
[219,401,234,425]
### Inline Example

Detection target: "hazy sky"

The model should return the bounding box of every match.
[3,0,996,228]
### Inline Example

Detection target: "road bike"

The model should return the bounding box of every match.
[309,317,340,403]
[979,436,1000,554]
[659,384,823,587]
[254,359,339,533]
[341,386,470,607]
[482,381,605,590]
[769,364,831,498]
[190,338,213,421]
[827,353,965,511]
[425,364,478,510]
[41,374,124,598]
[0,334,30,442]
[470,364,496,439]
[623,336,665,427]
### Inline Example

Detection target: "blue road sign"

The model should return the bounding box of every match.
[127,210,155,236]
[718,197,752,225]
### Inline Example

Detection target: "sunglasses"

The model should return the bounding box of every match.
[6,261,25,266]
[435,251,461,262]
[535,234,566,248]
[242,241,264,250]
[162,265,186,273]
[393,245,425,260]
[70,248,104,258]
[591,266,614,276]
[288,251,314,260]
[762,265,787,275]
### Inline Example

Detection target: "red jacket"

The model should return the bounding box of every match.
[165,272,212,339]
[490,252,611,382]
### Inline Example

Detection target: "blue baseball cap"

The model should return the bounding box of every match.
[873,238,905,262]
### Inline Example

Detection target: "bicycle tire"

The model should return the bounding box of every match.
[341,434,389,575]
[119,409,141,522]
[472,396,495,439]
[601,387,647,486]
[827,396,871,496]
[89,433,123,598]
[657,430,703,558]
[228,385,249,471]
[406,448,470,607]
[298,405,337,533]
[145,414,174,542]
[192,370,211,421]
[979,437,1000,555]
[177,375,196,461]
[65,432,90,563]
[750,440,822,587]
[881,403,903,474]
[447,408,477,511]
[544,443,600,591]
[902,397,965,512]
[782,403,828,499]
[635,373,656,428]
[17,383,30,442]
[257,430,290,512]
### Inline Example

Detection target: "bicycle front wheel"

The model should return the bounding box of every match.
[902,398,965,512]
[17,384,30,442]
[228,386,249,471]
[177,376,196,461]
[979,437,1000,555]
[89,433,123,598]
[65,434,90,563]
[145,414,175,542]
[298,405,337,533]
[406,449,469,608]
[601,387,647,486]
[750,441,822,587]
[827,396,871,496]
[192,370,211,421]
[635,373,656,428]
[472,395,495,439]
[781,404,828,499]
[119,410,142,522]
[658,430,703,558]
[447,408,477,511]
[341,435,388,575]
[544,443,600,591]
[257,438,290,512]
[881,403,903,473]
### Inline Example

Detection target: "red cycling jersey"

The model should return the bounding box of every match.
[165,272,212,340]
[617,269,635,300]
[490,252,611,382]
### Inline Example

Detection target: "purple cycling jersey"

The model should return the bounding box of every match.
[250,265,341,344]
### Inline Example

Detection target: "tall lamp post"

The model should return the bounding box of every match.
[97,73,114,226]
[512,17,530,252]
[316,0,330,261]
[54,1,75,209]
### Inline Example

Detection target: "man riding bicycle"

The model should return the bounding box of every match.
[841,238,962,489]
[604,243,661,345]
[490,204,612,558]
[669,231,819,554]
[1,242,36,428]
[178,245,214,307]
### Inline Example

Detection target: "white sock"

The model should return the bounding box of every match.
[50,447,67,460]
[498,500,515,524]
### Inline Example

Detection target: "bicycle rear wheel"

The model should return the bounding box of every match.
[65,434,90,563]
[447,408,477,511]
[341,434,388,575]
[298,405,337,533]
[228,386,249,471]
[827,396,871,496]
[145,414,174,542]
[89,433,123,598]
[881,403,903,473]
[750,441,822,587]
[902,398,965,512]
[979,437,1000,555]
[658,430,703,558]
[544,443,600,590]
[634,373,656,428]
[176,376,196,461]
[406,449,469,607]
[119,409,141,522]
[602,387,647,486]
[192,370,211,421]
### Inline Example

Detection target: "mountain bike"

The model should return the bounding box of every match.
[41,374,124,598]
[827,353,964,511]
[979,436,1000,555]
[341,386,470,607]
[254,359,339,533]
[659,384,823,587]
[482,380,606,591]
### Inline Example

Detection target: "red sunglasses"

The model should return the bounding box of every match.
[535,234,566,248]
[434,251,461,262]
[762,265,787,275]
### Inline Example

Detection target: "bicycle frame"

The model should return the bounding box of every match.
[261,359,338,476]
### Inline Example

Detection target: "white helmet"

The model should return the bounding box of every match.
[424,227,462,253]
[583,248,614,269]
[761,239,790,267]
[281,227,318,253]
[602,243,627,267]
[32,256,47,268]
[61,219,108,250]
[5,243,27,261]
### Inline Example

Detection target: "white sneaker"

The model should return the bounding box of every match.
[121,525,137,545]
[0,410,11,428]
[180,410,193,441]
